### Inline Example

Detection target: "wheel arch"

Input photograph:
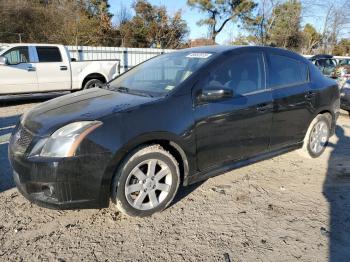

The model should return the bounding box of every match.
[314,108,336,134]
[117,138,189,184]
[99,133,192,207]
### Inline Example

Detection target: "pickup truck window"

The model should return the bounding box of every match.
[3,47,29,65]
[37,47,62,62]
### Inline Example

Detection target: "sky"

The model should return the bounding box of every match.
[109,0,341,45]
[109,0,235,44]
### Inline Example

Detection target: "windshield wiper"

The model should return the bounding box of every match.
[114,86,153,98]
[130,90,154,98]
[116,86,130,93]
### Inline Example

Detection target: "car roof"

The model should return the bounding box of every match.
[179,45,242,53]
[176,45,303,57]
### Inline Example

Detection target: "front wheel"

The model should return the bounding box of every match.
[111,145,180,217]
[299,114,331,158]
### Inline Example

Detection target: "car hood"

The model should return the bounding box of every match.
[22,88,157,136]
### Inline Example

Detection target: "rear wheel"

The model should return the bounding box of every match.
[83,79,104,89]
[299,114,331,158]
[111,145,180,217]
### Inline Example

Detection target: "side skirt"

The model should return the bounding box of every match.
[185,143,302,186]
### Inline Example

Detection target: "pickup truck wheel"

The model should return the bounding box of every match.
[299,114,331,158]
[83,79,104,89]
[111,145,180,217]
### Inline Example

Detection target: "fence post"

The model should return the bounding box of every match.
[77,46,83,61]
[122,47,128,73]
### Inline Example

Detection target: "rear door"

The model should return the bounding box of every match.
[267,52,314,149]
[194,51,273,171]
[34,46,71,91]
[0,46,38,94]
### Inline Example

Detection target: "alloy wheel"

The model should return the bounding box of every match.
[125,159,172,211]
[309,120,329,154]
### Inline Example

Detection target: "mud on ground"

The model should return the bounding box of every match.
[1,101,350,261]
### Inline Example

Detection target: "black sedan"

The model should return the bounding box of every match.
[8,46,339,217]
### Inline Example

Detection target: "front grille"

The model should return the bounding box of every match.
[13,125,34,154]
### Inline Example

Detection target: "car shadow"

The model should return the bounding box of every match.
[323,119,350,261]
[0,114,21,193]
[170,181,205,208]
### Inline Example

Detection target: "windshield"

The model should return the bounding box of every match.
[108,51,214,97]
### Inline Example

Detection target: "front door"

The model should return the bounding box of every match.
[194,51,273,171]
[0,46,38,94]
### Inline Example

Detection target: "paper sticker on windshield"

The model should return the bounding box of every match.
[165,85,175,91]
[186,53,212,59]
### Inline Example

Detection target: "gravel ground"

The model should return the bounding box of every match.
[1,99,350,261]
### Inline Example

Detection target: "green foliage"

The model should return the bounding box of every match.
[119,0,189,48]
[187,0,257,41]
[0,0,117,46]
[333,39,350,56]
[302,23,322,54]
[268,0,302,51]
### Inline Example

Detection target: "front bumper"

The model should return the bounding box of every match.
[10,154,111,209]
[8,126,112,209]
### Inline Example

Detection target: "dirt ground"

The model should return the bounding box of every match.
[1,99,350,262]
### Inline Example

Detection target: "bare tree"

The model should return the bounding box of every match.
[114,3,132,27]
[248,0,281,45]
[187,0,257,42]
[308,0,350,53]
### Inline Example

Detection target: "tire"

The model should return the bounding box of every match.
[83,79,104,89]
[111,145,180,217]
[299,113,331,158]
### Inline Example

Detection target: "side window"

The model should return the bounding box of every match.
[3,47,29,65]
[36,47,62,62]
[205,53,264,95]
[269,54,308,88]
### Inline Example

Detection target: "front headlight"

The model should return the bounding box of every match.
[30,121,102,158]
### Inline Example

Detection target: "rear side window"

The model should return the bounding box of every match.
[36,47,62,62]
[3,47,29,65]
[269,54,308,88]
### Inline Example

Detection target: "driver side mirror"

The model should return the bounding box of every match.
[0,56,8,66]
[199,86,233,103]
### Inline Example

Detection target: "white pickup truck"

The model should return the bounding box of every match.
[0,44,119,96]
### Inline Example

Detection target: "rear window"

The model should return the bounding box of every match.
[269,54,308,88]
[37,47,62,62]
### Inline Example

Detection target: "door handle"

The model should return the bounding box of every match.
[60,66,68,71]
[27,66,36,72]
